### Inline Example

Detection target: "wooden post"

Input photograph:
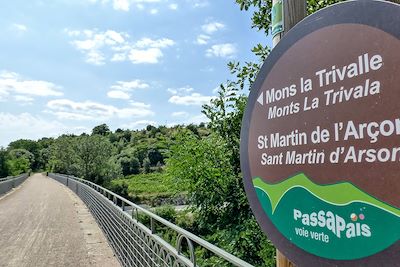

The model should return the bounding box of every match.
[277,250,296,267]
[271,0,306,266]
[272,0,307,46]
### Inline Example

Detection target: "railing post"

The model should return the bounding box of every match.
[150,218,155,234]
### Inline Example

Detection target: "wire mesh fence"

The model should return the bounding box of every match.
[0,173,29,195]
[48,173,253,267]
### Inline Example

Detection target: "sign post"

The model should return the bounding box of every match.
[272,1,306,266]
[240,1,400,266]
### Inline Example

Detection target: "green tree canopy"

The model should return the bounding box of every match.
[92,123,111,136]
[7,149,33,175]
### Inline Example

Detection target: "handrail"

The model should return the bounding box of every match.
[49,173,254,267]
[0,173,29,195]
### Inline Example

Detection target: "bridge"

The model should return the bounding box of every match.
[0,173,253,267]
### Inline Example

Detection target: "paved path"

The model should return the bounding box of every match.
[0,174,120,267]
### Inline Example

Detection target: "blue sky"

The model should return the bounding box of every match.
[0,0,269,147]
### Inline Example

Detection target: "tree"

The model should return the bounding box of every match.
[186,124,199,136]
[7,149,33,175]
[92,123,111,136]
[143,157,151,173]
[166,0,345,265]
[75,135,118,184]
[36,137,54,171]
[48,135,78,174]
[8,139,40,170]
[147,148,164,166]
[168,132,236,228]
[119,156,140,175]
[48,134,120,184]
[0,149,9,177]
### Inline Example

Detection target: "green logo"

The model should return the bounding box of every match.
[253,174,400,260]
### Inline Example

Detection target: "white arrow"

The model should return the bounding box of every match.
[257,92,263,106]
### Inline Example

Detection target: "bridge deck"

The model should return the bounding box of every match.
[0,174,120,267]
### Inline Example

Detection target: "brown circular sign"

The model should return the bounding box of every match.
[240,1,400,266]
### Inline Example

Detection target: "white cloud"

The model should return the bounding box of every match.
[113,0,130,11]
[136,3,145,9]
[135,38,174,48]
[68,29,128,65]
[167,86,193,95]
[202,22,225,34]
[190,0,209,8]
[86,50,106,65]
[66,29,174,65]
[169,3,178,10]
[107,80,150,100]
[168,86,213,106]
[150,8,158,14]
[129,100,151,108]
[169,93,213,106]
[14,95,34,104]
[128,48,163,64]
[46,98,153,121]
[196,34,210,45]
[206,43,237,58]
[130,0,160,3]
[0,113,87,148]
[12,23,28,32]
[196,20,225,48]
[111,80,149,91]
[88,0,162,12]
[0,71,63,102]
[107,90,130,99]
[111,53,126,62]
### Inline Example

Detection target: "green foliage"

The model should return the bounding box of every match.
[0,149,9,177]
[74,135,119,184]
[107,180,130,200]
[0,1,349,264]
[109,172,178,205]
[8,139,40,170]
[119,156,140,175]
[7,157,30,176]
[307,0,345,14]
[235,0,345,36]
[92,123,111,136]
[6,149,33,175]
[143,157,151,173]
[186,123,199,136]
[167,131,270,264]
[48,134,121,184]
[48,135,78,174]
[235,0,272,35]
[168,132,241,229]
[191,1,345,265]
[147,148,164,166]
[154,205,177,223]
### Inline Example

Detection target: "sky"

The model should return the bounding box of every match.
[0,0,270,147]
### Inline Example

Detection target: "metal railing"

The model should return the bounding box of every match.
[0,173,29,195]
[48,173,253,267]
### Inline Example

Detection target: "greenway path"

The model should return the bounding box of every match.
[0,174,120,267]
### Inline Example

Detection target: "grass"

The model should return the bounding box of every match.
[109,172,186,206]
